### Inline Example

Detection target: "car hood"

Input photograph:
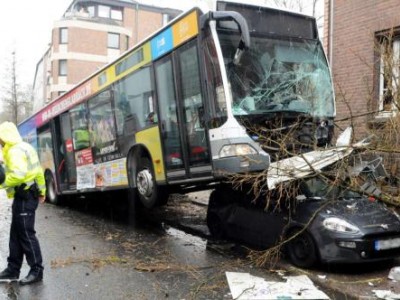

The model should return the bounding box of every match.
[319,197,400,235]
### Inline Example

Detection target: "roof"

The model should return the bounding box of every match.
[64,0,181,17]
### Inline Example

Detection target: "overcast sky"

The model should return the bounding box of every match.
[0,0,319,94]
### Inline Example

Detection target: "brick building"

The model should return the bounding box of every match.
[324,0,400,138]
[324,0,400,176]
[33,0,181,112]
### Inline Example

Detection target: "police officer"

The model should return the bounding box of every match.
[0,122,46,285]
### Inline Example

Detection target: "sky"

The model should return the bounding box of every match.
[0,0,320,94]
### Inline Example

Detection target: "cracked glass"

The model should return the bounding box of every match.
[219,32,334,118]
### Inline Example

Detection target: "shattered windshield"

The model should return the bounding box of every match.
[219,32,335,118]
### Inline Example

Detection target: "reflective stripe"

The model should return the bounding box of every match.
[38,184,46,189]
[14,144,40,171]
[14,170,27,177]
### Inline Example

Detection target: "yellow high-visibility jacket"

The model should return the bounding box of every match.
[0,122,46,199]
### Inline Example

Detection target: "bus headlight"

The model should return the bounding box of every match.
[322,217,360,234]
[219,144,257,158]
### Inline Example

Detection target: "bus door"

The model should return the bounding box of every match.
[52,117,68,191]
[59,113,77,189]
[155,41,211,180]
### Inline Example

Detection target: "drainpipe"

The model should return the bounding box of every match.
[135,3,139,45]
[329,0,334,66]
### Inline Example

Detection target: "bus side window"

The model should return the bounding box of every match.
[114,67,154,135]
[114,92,131,136]
[123,114,139,136]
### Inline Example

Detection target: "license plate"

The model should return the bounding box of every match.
[375,237,400,251]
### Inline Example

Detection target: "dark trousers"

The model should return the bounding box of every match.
[7,189,43,275]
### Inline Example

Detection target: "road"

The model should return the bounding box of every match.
[0,190,399,299]
[0,190,283,300]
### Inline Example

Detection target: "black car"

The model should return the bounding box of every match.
[206,177,400,267]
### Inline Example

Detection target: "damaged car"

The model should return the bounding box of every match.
[207,174,400,267]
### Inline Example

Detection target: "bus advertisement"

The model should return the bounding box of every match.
[19,1,335,211]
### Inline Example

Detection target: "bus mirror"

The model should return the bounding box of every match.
[200,11,250,64]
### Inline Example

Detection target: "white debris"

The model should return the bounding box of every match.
[335,127,352,147]
[373,290,400,299]
[388,266,400,281]
[266,127,371,190]
[317,275,327,280]
[225,272,330,300]
[266,145,354,189]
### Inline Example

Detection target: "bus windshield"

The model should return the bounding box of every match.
[219,32,335,118]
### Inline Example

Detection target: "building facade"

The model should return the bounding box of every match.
[33,0,181,112]
[324,0,400,138]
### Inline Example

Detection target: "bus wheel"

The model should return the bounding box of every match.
[45,173,59,205]
[136,157,167,208]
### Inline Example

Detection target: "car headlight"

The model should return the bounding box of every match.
[322,217,360,234]
[219,144,257,158]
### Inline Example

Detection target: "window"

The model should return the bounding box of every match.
[88,90,118,160]
[114,67,154,135]
[87,6,95,17]
[37,129,54,167]
[108,33,120,49]
[162,14,169,26]
[203,28,227,127]
[378,36,400,114]
[59,60,67,76]
[111,8,123,20]
[179,44,208,165]
[60,28,68,44]
[115,48,143,76]
[155,58,184,169]
[70,104,89,151]
[98,5,110,18]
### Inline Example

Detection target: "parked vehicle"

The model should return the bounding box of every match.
[207,175,400,267]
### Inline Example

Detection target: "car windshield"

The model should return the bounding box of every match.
[300,177,362,200]
[219,32,335,118]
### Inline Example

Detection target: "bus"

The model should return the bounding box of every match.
[19,1,335,210]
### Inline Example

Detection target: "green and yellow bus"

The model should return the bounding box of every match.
[19,1,335,209]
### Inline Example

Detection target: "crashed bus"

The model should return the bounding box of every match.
[19,2,399,267]
[19,1,333,207]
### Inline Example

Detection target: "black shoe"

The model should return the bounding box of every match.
[19,270,43,285]
[0,268,19,281]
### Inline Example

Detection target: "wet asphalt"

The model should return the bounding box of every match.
[0,189,399,299]
[0,190,280,300]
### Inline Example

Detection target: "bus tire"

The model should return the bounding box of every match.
[136,157,168,208]
[45,173,60,205]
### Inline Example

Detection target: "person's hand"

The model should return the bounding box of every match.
[39,196,46,204]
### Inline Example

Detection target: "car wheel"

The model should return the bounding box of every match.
[45,173,60,205]
[207,190,226,238]
[286,229,318,268]
[136,157,168,208]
